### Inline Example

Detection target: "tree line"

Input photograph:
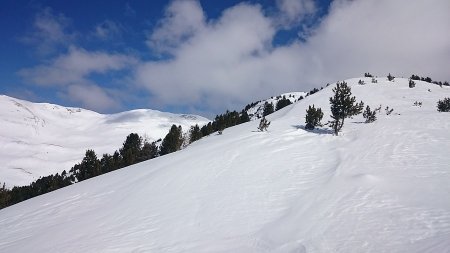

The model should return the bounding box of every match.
[1,124,195,209]
[0,107,254,209]
[2,72,448,209]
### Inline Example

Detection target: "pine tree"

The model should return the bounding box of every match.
[437,98,450,112]
[387,73,395,82]
[189,124,203,144]
[0,182,11,208]
[258,116,270,131]
[112,150,122,170]
[275,97,292,111]
[239,110,250,123]
[363,105,377,123]
[120,133,142,166]
[423,77,432,83]
[411,74,420,80]
[305,105,323,130]
[201,122,213,136]
[263,102,274,116]
[139,141,159,161]
[100,154,113,174]
[75,149,101,181]
[329,81,364,135]
[160,125,183,155]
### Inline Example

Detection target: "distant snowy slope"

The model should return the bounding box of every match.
[244,92,307,120]
[0,78,449,252]
[0,95,209,186]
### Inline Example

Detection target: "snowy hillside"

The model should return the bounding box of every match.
[244,92,306,120]
[1,78,450,252]
[0,95,209,186]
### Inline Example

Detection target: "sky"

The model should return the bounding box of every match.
[0,0,449,117]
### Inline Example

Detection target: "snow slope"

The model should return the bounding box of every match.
[1,78,449,252]
[0,95,209,186]
[245,92,307,120]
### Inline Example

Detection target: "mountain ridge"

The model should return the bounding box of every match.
[0,77,449,252]
[0,95,210,186]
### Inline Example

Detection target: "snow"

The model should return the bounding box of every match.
[0,96,209,187]
[245,92,307,120]
[0,78,449,252]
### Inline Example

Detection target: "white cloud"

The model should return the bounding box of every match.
[18,0,450,115]
[134,0,450,114]
[65,84,120,112]
[19,47,137,112]
[20,7,76,55]
[19,47,137,86]
[147,0,205,55]
[137,2,276,111]
[276,0,316,26]
[304,0,450,81]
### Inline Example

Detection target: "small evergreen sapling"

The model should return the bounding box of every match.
[305,105,323,130]
[363,105,377,123]
[328,81,364,135]
[437,98,450,112]
[387,73,395,82]
[385,106,394,115]
[258,116,270,131]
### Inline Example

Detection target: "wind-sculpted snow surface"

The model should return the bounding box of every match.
[0,78,449,252]
[0,96,209,186]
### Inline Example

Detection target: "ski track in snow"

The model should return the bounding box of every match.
[0,78,449,252]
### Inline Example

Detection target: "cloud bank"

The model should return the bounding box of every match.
[19,0,450,115]
[20,47,137,111]
[134,0,450,114]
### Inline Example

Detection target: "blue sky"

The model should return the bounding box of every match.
[1,0,449,117]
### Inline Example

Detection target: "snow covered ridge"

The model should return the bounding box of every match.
[243,92,307,120]
[0,95,210,187]
[0,77,449,252]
